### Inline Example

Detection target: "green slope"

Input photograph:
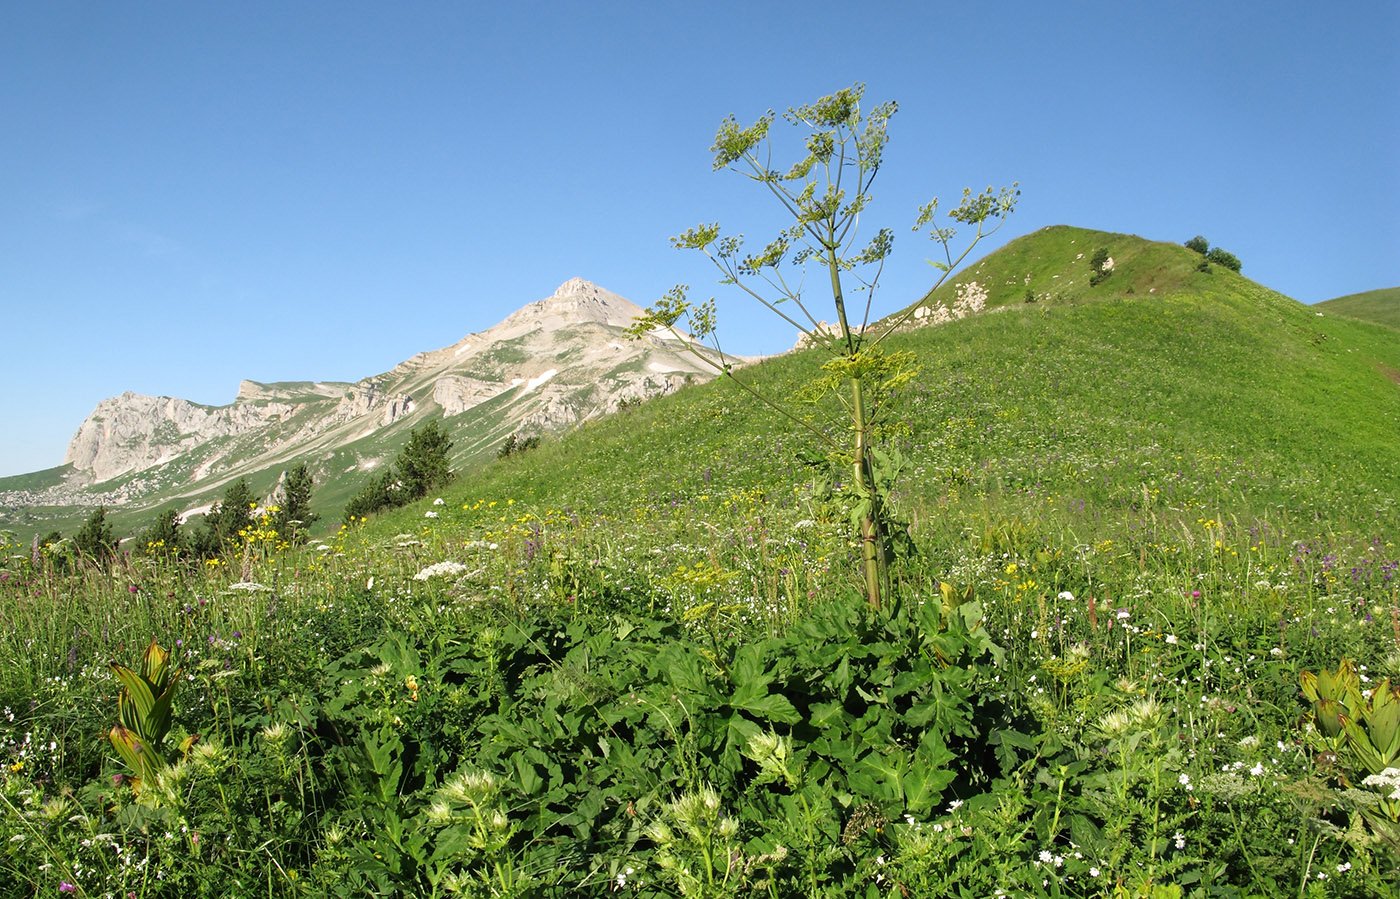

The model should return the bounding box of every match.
[1315,286,1400,331]
[10,226,1398,548]
[365,226,1400,546]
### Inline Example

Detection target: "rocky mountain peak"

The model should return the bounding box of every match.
[498,278,644,330]
[553,276,597,298]
[32,279,715,502]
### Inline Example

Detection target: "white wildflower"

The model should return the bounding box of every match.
[413,561,470,581]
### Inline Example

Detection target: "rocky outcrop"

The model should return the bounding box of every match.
[42,279,731,509]
[63,392,296,483]
[433,376,507,416]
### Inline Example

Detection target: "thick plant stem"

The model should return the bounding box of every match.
[851,379,882,610]
[827,246,883,610]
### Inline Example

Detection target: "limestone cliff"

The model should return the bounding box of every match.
[37,279,719,510]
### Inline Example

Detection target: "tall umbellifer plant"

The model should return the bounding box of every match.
[627,84,1018,609]
[109,638,193,791]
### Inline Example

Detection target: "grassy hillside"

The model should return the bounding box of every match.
[415,226,1399,543]
[4,226,1400,897]
[13,230,1393,551]
[1316,286,1400,331]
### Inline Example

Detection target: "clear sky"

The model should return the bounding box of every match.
[2,1,1396,478]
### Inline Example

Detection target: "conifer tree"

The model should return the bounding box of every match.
[142,508,185,557]
[74,507,117,565]
[396,419,453,501]
[272,462,319,544]
[196,478,257,555]
[343,466,399,523]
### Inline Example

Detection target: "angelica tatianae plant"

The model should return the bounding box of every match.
[627,83,1018,610]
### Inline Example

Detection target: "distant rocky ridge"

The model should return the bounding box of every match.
[4,279,719,515]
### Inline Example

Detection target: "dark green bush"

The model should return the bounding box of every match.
[271,462,319,544]
[497,432,542,460]
[343,466,400,523]
[1088,247,1113,286]
[1206,246,1242,272]
[73,507,116,565]
[194,477,256,556]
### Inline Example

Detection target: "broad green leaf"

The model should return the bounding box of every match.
[513,755,542,796]
[658,646,711,695]
[111,665,156,727]
[141,637,171,686]
[732,691,800,724]
[901,763,952,814]
[809,701,849,729]
[108,725,148,775]
[827,655,853,696]
[851,750,904,803]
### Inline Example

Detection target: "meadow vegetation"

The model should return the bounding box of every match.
[1316,288,1400,333]
[2,227,1399,895]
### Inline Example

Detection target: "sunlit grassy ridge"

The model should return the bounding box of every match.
[389,225,1399,544]
[1317,286,1400,331]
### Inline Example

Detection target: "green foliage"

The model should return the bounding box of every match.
[271,462,319,544]
[195,477,256,556]
[343,465,400,523]
[1184,235,1242,273]
[342,421,453,524]
[631,83,1017,609]
[497,432,541,460]
[72,506,116,565]
[396,419,453,502]
[4,226,1400,896]
[107,638,191,792]
[141,508,185,557]
[1206,246,1243,272]
[1088,247,1114,286]
[1299,660,1400,853]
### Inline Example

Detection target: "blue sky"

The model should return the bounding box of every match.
[2,1,1396,478]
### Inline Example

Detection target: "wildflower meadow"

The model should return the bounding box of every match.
[2,204,1399,899]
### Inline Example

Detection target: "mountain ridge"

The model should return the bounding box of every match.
[1,278,715,532]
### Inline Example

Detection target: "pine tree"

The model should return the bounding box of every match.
[74,507,117,565]
[272,462,319,544]
[142,508,185,557]
[343,466,398,523]
[396,419,453,501]
[196,478,257,556]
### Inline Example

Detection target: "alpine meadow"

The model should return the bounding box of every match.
[3,86,1400,899]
